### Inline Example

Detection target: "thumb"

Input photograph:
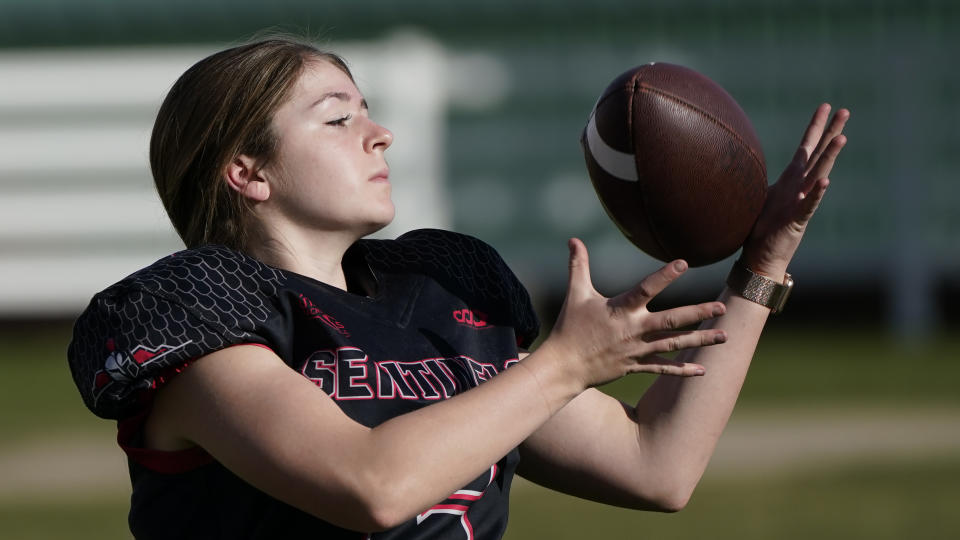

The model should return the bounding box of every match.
[566,238,593,299]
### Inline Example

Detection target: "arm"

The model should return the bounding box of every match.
[518,104,850,511]
[145,256,726,532]
[518,290,768,512]
[146,343,577,531]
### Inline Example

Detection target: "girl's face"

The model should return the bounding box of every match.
[261,59,394,238]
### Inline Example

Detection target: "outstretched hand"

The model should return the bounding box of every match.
[542,238,727,390]
[742,104,850,278]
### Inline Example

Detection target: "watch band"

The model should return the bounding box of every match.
[725,259,794,313]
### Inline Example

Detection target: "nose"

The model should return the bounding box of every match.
[365,119,393,153]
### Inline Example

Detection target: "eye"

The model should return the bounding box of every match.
[326,114,352,127]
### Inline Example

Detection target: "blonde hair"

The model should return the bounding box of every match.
[150,38,353,250]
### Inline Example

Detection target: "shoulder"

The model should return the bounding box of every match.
[68,245,290,420]
[358,229,540,346]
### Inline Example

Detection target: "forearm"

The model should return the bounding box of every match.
[516,288,771,512]
[349,342,582,524]
[161,343,581,531]
[631,102,851,502]
[632,288,771,495]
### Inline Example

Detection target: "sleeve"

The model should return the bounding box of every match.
[365,229,541,349]
[67,245,288,420]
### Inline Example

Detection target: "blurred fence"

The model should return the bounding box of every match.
[0,34,508,315]
[0,1,957,338]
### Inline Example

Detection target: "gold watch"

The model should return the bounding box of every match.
[725,259,794,314]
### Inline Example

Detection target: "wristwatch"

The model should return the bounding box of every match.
[725,259,794,314]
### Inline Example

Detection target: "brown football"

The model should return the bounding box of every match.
[581,63,767,267]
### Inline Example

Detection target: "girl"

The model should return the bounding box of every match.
[68,37,848,539]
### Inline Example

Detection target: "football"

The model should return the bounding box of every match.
[581,63,767,267]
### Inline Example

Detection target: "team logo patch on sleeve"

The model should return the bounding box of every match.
[92,338,192,406]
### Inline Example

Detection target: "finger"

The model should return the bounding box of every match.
[797,103,832,165]
[805,108,850,176]
[805,134,847,186]
[629,355,706,377]
[643,329,728,354]
[566,237,593,301]
[646,302,726,332]
[797,178,830,223]
[613,259,688,310]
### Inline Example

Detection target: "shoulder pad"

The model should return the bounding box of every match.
[360,229,540,348]
[68,245,288,419]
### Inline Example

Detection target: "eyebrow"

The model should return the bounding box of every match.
[311,91,369,110]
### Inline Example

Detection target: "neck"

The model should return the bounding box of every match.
[245,225,360,291]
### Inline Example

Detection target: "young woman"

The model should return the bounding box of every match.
[68,38,849,539]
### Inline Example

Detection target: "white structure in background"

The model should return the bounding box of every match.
[0,32,508,316]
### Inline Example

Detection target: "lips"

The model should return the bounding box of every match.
[369,168,390,183]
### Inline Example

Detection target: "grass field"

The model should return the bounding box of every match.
[1,323,958,539]
[598,325,960,407]
[0,495,130,540]
[2,457,957,540]
[506,457,960,540]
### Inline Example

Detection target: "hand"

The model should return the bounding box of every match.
[742,104,850,278]
[541,238,727,389]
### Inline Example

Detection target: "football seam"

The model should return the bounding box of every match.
[631,75,672,261]
[637,84,766,177]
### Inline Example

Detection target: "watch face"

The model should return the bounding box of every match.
[770,275,793,313]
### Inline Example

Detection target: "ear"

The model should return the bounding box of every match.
[224,154,271,202]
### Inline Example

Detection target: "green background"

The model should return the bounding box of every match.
[2,1,958,538]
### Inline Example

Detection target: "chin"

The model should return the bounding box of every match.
[379,202,397,227]
[359,208,395,237]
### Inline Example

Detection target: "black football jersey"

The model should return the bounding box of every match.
[67,229,539,540]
